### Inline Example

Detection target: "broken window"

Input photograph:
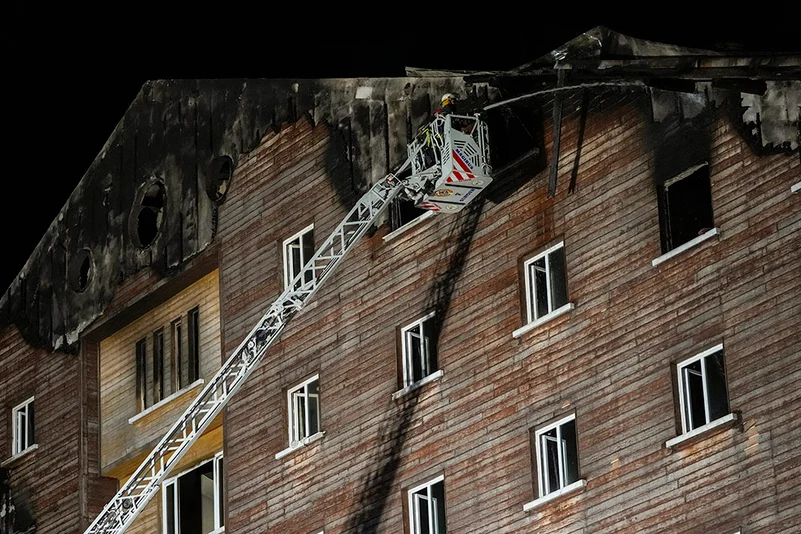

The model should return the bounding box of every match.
[533,414,580,498]
[11,397,35,456]
[523,242,569,324]
[68,248,94,293]
[676,345,730,434]
[389,196,429,231]
[408,476,447,534]
[153,329,165,403]
[131,180,166,248]
[187,307,200,385]
[658,163,715,253]
[287,376,321,446]
[401,313,439,388]
[136,338,148,412]
[283,224,315,290]
[162,452,224,534]
[206,155,233,203]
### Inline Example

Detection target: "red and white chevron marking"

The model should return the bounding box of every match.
[446,149,477,183]
[418,201,441,211]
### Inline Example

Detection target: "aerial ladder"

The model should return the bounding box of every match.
[84,112,492,534]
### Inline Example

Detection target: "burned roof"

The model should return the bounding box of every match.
[1,26,798,353]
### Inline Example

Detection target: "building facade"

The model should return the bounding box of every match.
[1,27,799,534]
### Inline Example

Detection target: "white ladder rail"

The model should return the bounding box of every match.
[84,156,416,534]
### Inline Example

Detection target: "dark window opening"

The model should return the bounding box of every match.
[164,455,224,534]
[187,307,200,384]
[68,249,94,293]
[658,164,714,253]
[390,197,428,231]
[136,338,147,411]
[207,156,233,203]
[171,318,183,392]
[153,329,164,403]
[535,416,580,497]
[131,181,166,248]
[485,103,541,170]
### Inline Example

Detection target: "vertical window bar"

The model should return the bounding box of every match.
[682,366,693,432]
[556,423,565,489]
[304,383,311,441]
[545,252,553,314]
[428,484,435,534]
[524,261,534,323]
[701,355,711,426]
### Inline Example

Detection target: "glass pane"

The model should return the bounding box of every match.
[199,462,215,534]
[532,258,548,319]
[423,317,438,377]
[216,457,225,528]
[413,491,431,534]
[560,419,579,486]
[294,392,307,440]
[308,380,320,436]
[541,429,559,494]
[165,483,176,534]
[431,481,447,534]
[684,361,706,430]
[27,402,35,447]
[705,352,729,422]
[302,230,315,284]
[548,247,568,310]
[409,326,424,383]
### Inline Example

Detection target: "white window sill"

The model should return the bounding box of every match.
[128,379,205,424]
[665,412,738,449]
[792,182,801,194]
[392,370,444,400]
[523,479,587,512]
[651,227,719,267]
[275,431,326,460]
[512,303,575,339]
[383,211,435,242]
[1,444,39,468]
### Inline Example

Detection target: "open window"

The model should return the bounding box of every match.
[408,476,447,534]
[136,338,148,412]
[657,162,715,254]
[676,344,730,435]
[400,312,439,388]
[287,375,321,446]
[389,197,429,231]
[153,329,165,404]
[283,224,315,289]
[162,453,224,534]
[533,414,580,499]
[11,397,35,456]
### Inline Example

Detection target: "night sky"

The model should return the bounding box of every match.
[6,5,799,296]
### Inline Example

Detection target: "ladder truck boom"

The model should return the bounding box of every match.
[85,114,491,534]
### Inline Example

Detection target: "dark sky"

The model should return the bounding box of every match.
[5,5,799,296]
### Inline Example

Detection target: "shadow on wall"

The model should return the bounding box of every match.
[344,198,486,532]
[0,468,35,534]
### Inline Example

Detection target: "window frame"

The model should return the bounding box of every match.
[11,396,35,456]
[162,452,225,534]
[657,161,715,254]
[136,337,148,412]
[287,375,321,446]
[675,343,730,435]
[522,241,569,325]
[532,413,580,499]
[407,475,446,534]
[400,311,438,388]
[282,223,315,289]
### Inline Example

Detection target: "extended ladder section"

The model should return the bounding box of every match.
[85,116,491,534]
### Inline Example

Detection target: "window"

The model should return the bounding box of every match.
[163,453,224,534]
[676,344,730,435]
[288,376,321,446]
[153,329,165,403]
[187,307,200,385]
[390,197,429,231]
[136,338,148,412]
[401,313,438,388]
[523,242,569,324]
[11,397,35,456]
[408,476,446,534]
[657,162,715,253]
[171,318,184,392]
[283,224,314,290]
[533,414,580,498]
